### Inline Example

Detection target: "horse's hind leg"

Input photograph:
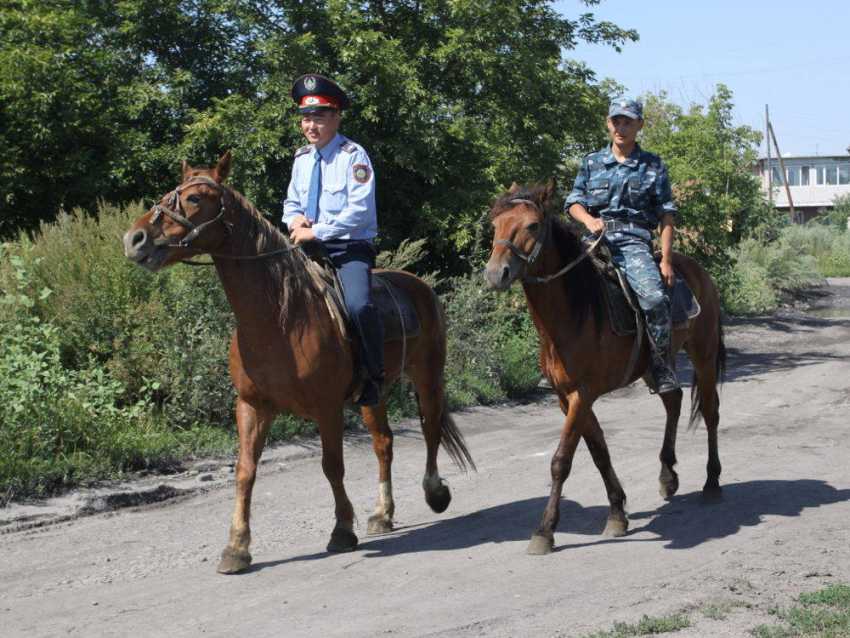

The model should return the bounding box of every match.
[658,388,683,499]
[411,378,452,513]
[583,412,628,537]
[360,403,396,534]
[318,410,359,551]
[218,398,275,574]
[698,369,722,501]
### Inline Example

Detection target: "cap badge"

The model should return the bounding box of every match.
[305,96,320,105]
[304,76,317,91]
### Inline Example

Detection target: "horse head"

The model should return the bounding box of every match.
[484,178,557,290]
[123,151,233,271]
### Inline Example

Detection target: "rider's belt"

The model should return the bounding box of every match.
[603,219,651,233]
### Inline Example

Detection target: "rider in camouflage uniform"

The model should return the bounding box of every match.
[565,97,680,394]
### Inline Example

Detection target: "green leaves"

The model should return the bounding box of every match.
[2,0,634,276]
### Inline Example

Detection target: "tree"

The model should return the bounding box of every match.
[1,0,636,273]
[639,85,768,271]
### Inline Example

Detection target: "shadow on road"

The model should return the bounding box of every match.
[250,478,848,570]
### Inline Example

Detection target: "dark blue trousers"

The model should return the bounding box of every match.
[323,240,385,380]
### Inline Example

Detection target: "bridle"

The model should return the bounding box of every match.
[494,198,605,284]
[149,175,296,263]
[151,176,232,249]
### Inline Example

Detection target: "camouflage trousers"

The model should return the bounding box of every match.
[606,230,672,356]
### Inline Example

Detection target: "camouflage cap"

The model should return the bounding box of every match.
[608,97,643,120]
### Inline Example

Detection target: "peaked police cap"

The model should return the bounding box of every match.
[291,74,351,113]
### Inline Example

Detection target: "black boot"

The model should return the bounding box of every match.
[355,376,383,407]
[650,352,680,394]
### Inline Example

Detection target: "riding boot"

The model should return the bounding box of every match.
[649,351,680,394]
[645,301,679,394]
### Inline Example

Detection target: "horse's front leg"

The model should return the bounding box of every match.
[217,398,275,574]
[527,394,586,555]
[318,409,359,552]
[361,402,395,534]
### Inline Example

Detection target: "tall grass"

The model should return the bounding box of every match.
[0,204,542,500]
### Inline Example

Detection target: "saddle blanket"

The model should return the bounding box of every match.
[601,272,701,337]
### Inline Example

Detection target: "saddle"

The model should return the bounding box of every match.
[588,241,701,337]
[300,242,421,343]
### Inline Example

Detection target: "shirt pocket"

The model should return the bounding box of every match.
[628,174,654,210]
[320,180,347,213]
[587,177,610,208]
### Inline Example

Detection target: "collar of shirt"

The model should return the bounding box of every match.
[602,143,641,168]
[315,133,345,162]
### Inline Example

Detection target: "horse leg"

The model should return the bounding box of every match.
[698,369,722,501]
[360,402,395,534]
[410,375,453,514]
[318,411,359,552]
[658,387,683,499]
[527,399,585,555]
[217,398,275,574]
[583,412,628,537]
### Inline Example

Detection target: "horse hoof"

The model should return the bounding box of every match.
[425,484,452,514]
[702,485,723,503]
[526,534,554,555]
[327,526,359,553]
[603,517,628,538]
[659,477,679,499]
[217,547,252,574]
[367,514,394,535]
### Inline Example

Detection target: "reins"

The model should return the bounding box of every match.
[495,198,606,284]
[151,175,298,266]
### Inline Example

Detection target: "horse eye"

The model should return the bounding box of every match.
[186,194,201,204]
[527,222,540,234]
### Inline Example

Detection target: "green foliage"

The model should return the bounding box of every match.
[1,0,635,274]
[752,583,850,638]
[443,274,541,406]
[785,223,850,278]
[640,85,766,275]
[813,194,850,229]
[580,613,691,638]
[0,249,233,501]
[721,229,824,315]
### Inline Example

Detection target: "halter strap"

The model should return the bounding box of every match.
[494,198,605,284]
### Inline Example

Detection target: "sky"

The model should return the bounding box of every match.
[554,0,850,158]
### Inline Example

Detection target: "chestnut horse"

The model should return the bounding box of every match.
[484,181,725,555]
[123,152,473,573]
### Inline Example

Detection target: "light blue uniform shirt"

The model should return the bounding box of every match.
[282,133,378,242]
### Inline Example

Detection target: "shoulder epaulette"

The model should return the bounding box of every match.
[294,145,312,158]
[340,140,357,153]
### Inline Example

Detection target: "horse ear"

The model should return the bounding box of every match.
[181,160,191,180]
[508,181,520,194]
[213,150,232,184]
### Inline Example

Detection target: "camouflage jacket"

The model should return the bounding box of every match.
[565,145,678,229]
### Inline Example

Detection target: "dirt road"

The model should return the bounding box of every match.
[2,279,849,638]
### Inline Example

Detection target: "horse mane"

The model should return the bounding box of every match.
[491,183,604,334]
[220,185,323,332]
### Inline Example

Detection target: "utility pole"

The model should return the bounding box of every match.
[766,105,772,207]
[768,120,796,223]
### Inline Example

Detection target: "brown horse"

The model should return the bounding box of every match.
[122,152,473,573]
[484,180,725,555]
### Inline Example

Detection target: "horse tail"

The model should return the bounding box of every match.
[688,317,726,429]
[436,396,476,473]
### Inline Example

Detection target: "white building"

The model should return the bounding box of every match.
[755,154,850,223]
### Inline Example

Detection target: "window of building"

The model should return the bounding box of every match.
[786,166,800,186]
[839,164,850,185]
[772,166,783,184]
[825,165,838,185]
[817,166,824,184]
[801,166,810,186]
